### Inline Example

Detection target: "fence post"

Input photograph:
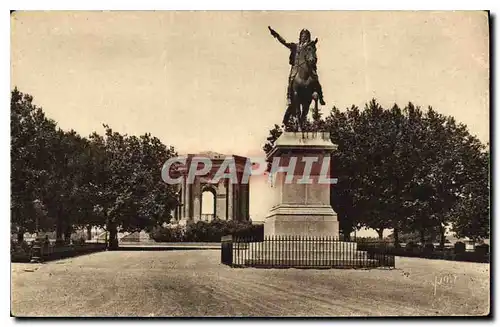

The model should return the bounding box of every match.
[221,235,233,266]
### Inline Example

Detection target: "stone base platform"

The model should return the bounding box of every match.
[241,258,384,269]
[230,240,393,268]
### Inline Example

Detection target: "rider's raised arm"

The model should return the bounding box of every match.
[268,26,292,49]
[276,34,292,49]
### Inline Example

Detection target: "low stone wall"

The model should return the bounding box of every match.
[11,242,107,263]
[40,243,107,261]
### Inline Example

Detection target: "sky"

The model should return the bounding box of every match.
[11,11,490,234]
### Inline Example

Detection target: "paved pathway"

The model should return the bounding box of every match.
[11,250,490,317]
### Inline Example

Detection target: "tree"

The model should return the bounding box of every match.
[88,125,179,249]
[401,106,488,246]
[11,88,58,240]
[11,88,180,248]
[449,150,490,241]
[325,101,408,240]
[40,129,93,242]
[325,105,364,239]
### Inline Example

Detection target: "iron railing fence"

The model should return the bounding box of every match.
[221,235,395,269]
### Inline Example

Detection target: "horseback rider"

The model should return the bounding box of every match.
[268,26,326,106]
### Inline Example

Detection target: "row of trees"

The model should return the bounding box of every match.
[11,88,179,248]
[264,100,490,246]
[11,88,490,248]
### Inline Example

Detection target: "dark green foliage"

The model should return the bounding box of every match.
[262,124,283,172]
[423,243,435,254]
[405,242,419,253]
[11,88,58,237]
[150,220,263,242]
[475,244,489,256]
[365,242,488,263]
[10,88,179,250]
[72,237,87,245]
[150,225,185,242]
[88,125,179,248]
[448,151,490,241]
[185,219,263,242]
[454,242,466,254]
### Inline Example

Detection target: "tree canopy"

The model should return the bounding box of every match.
[11,88,179,248]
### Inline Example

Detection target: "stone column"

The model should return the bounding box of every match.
[185,179,191,220]
[241,184,249,221]
[182,178,186,218]
[227,180,233,220]
[216,180,227,220]
[192,177,201,222]
[233,188,239,221]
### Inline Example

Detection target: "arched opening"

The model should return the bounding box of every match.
[200,186,216,222]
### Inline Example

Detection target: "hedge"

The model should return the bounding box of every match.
[356,241,489,263]
[150,219,264,243]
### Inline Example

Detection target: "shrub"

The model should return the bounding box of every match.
[421,243,434,257]
[72,237,87,245]
[475,244,489,256]
[405,241,417,252]
[10,239,18,252]
[454,242,466,254]
[356,239,389,252]
[231,222,263,241]
[356,237,380,242]
[423,243,434,252]
[150,225,185,242]
[55,238,66,246]
[184,221,214,242]
[150,219,264,243]
[11,240,31,253]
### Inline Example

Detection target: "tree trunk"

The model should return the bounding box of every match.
[17,229,24,243]
[340,226,351,241]
[339,217,353,241]
[107,219,118,250]
[64,225,73,244]
[439,224,446,249]
[376,228,384,240]
[87,225,92,240]
[55,222,64,245]
[394,226,400,248]
[419,229,425,244]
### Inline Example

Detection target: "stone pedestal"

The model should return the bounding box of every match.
[264,132,339,237]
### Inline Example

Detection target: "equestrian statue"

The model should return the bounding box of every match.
[268,26,326,131]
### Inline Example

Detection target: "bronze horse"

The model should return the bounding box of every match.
[282,40,320,131]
